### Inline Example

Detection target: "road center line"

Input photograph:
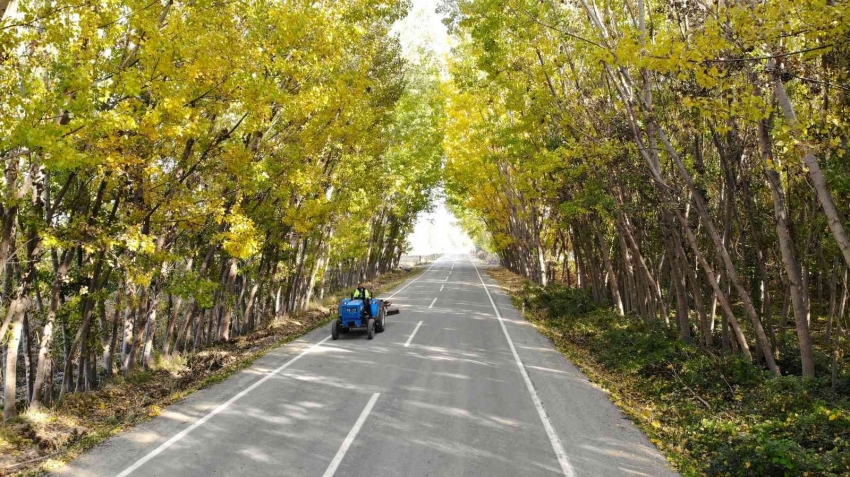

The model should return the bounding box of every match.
[385,258,439,299]
[471,260,577,477]
[429,297,438,308]
[114,335,332,477]
[404,321,423,348]
[322,392,381,477]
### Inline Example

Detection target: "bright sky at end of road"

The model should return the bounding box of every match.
[406,196,474,255]
[392,2,472,256]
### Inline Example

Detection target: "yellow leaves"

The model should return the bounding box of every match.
[99,109,139,136]
[693,65,722,89]
[128,269,153,288]
[613,34,642,65]
[218,211,262,260]
[41,232,62,250]
[120,225,156,255]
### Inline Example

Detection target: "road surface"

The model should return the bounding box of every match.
[57,255,679,477]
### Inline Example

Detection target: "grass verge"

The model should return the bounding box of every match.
[488,267,849,477]
[0,266,422,476]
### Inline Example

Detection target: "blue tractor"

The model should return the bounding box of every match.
[332,297,399,340]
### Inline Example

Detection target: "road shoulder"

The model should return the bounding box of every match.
[482,265,680,477]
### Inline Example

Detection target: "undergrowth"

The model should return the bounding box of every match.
[490,268,850,477]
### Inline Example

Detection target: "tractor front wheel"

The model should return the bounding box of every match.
[332,320,340,340]
[367,318,375,340]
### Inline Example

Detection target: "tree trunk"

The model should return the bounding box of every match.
[123,287,148,375]
[193,308,207,350]
[657,128,778,374]
[174,302,197,354]
[3,210,41,416]
[120,288,136,370]
[3,299,26,419]
[757,119,814,377]
[61,250,108,397]
[23,312,34,403]
[670,221,710,346]
[617,227,637,312]
[663,212,691,342]
[770,63,850,270]
[832,271,847,392]
[0,161,20,291]
[596,217,624,315]
[105,299,120,378]
[619,212,667,322]
[220,258,238,341]
[142,292,160,371]
[162,294,183,356]
[828,264,845,343]
[244,281,261,333]
[674,209,752,359]
[741,177,776,354]
[162,296,183,356]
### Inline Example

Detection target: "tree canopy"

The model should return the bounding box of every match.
[443,0,850,380]
[0,0,443,418]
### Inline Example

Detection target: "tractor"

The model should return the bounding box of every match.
[332,297,399,340]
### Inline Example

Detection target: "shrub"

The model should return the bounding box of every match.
[499,273,850,477]
[523,283,595,318]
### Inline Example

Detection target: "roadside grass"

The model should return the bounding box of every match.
[488,267,850,477]
[0,266,422,476]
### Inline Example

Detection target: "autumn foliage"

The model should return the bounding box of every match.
[0,0,442,423]
[444,0,850,381]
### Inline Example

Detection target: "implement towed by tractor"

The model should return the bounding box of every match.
[332,297,399,340]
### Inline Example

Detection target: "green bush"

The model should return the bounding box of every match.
[709,434,817,477]
[523,283,595,318]
[512,281,850,477]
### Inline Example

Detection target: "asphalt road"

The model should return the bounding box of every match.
[56,255,679,477]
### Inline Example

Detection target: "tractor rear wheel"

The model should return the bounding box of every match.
[367,318,375,340]
[376,309,386,332]
[332,320,340,340]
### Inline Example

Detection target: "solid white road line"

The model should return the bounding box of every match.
[322,393,381,477]
[472,260,577,477]
[440,284,444,292]
[404,321,423,348]
[114,336,332,477]
[451,264,454,270]
[429,297,438,308]
[385,257,440,300]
